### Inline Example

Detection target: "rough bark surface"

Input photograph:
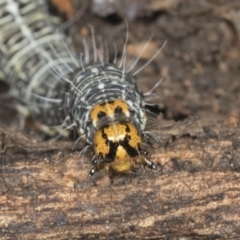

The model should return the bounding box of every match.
[1,116,240,239]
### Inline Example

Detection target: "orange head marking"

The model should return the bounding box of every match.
[93,122,141,173]
[90,99,130,127]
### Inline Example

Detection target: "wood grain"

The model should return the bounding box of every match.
[1,116,239,239]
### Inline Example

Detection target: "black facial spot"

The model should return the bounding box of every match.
[101,128,108,140]
[108,100,114,104]
[97,111,107,119]
[102,133,108,139]
[125,124,130,133]
[100,102,106,106]
[120,135,138,158]
[114,106,123,114]
[104,141,118,163]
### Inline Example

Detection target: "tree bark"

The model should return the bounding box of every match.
[0,116,240,239]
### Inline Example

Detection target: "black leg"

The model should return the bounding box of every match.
[139,148,149,157]
[138,147,156,170]
[89,167,97,177]
[89,154,105,176]
[143,157,156,170]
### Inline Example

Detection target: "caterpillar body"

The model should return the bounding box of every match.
[0,0,164,176]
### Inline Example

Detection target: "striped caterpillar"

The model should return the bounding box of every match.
[0,0,165,176]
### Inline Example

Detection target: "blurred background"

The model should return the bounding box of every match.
[1,0,239,129]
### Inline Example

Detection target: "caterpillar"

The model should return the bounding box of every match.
[0,0,165,176]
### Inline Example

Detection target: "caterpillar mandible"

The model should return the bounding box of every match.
[0,0,166,176]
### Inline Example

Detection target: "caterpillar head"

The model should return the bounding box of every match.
[90,122,156,176]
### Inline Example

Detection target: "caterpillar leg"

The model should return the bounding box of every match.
[89,155,99,176]
[142,157,156,170]
[139,148,156,170]
[89,167,97,177]
[89,154,110,177]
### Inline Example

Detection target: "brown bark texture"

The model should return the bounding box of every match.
[1,0,240,239]
[0,116,240,239]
